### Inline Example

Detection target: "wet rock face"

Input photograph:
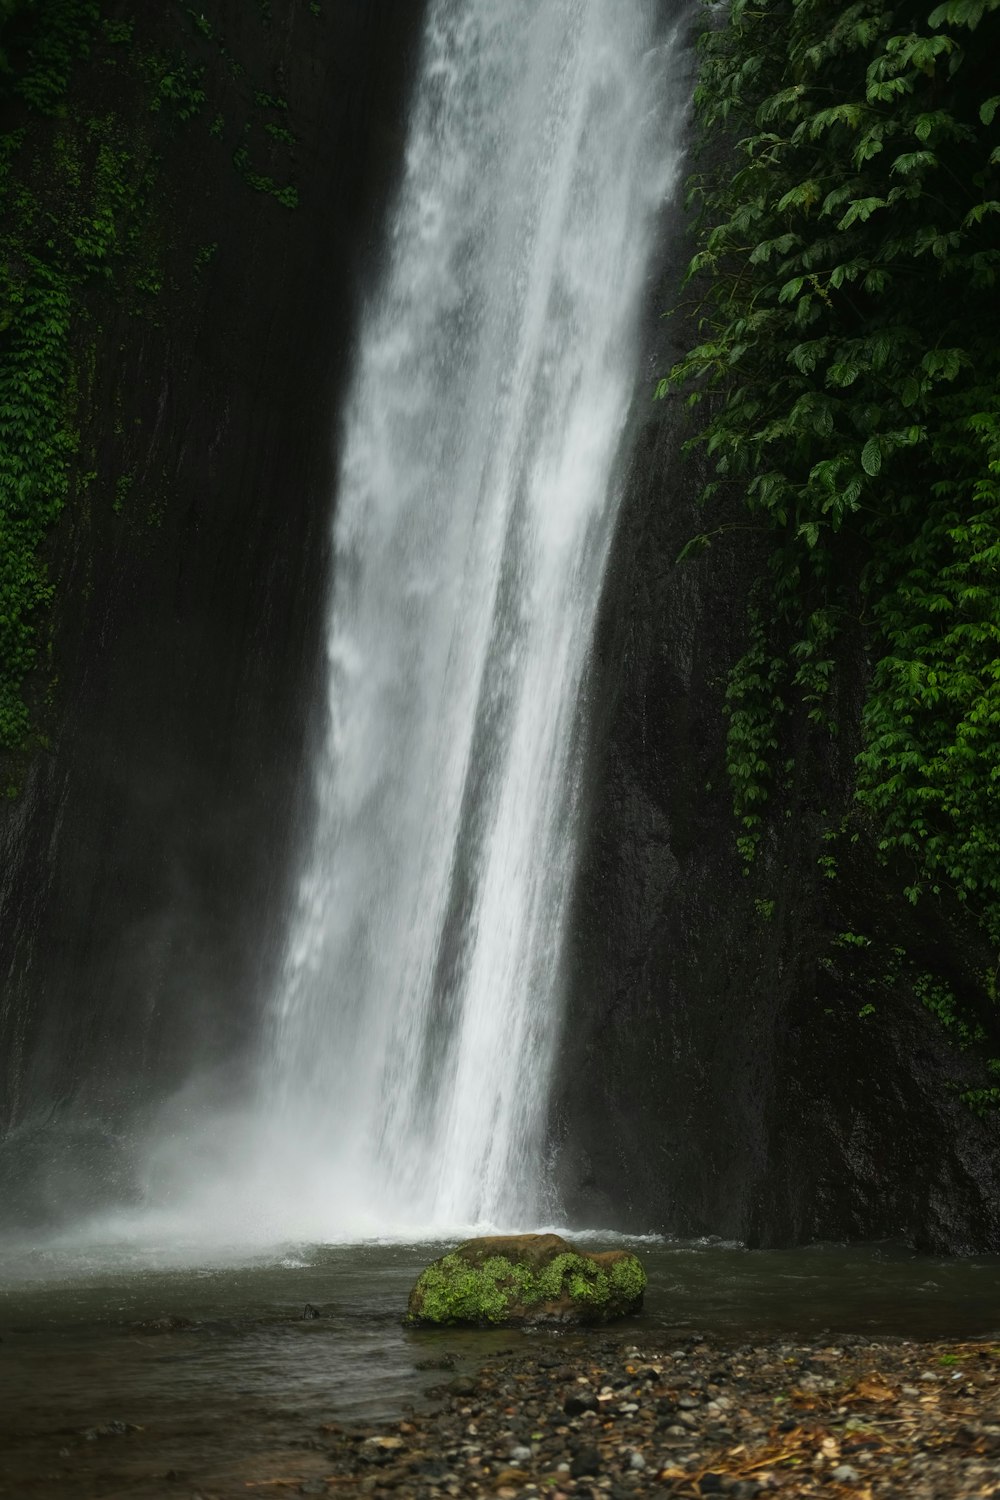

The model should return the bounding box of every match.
[0,0,428,1225]
[405,1234,646,1327]
[553,147,1000,1253]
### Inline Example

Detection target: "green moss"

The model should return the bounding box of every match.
[608,1254,646,1304]
[409,1253,507,1323]
[407,1246,646,1326]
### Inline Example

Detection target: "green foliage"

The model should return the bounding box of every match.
[817,824,841,880]
[231,88,299,208]
[101,19,133,46]
[0,259,73,747]
[0,4,106,751]
[962,1079,1000,1116]
[671,0,1000,944]
[233,142,297,209]
[822,922,1000,1106]
[112,472,133,515]
[147,56,206,121]
[858,416,1000,923]
[914,970,985,1047]
[184,8,213,41]
[2,0,100,113]
[263,120,296,147]
[0,9,200,756]
[724,606,785,866]
[0,0,310,759]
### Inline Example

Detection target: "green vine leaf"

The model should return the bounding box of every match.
[664,0,1000,969]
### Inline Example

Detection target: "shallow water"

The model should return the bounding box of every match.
[2,1238,999,1497]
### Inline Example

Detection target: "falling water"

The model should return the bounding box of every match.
[241,0,684,1240]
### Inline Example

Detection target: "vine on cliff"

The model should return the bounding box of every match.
[666,0,1000,948]
[0,0,304,766]
[0,1,100,758]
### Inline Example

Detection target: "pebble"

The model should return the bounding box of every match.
[110,1330,1000,1499]
[571,1446,602,1477]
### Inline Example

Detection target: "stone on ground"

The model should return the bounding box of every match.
[404,1231,646,1326]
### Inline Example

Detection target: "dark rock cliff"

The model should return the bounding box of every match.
[553,134,1000,1254]
[0,0,427,1225]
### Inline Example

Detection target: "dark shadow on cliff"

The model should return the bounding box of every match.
[0,0,428,1228]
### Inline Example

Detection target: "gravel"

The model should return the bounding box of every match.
[304,1331,1000,1498]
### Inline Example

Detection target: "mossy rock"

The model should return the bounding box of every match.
[405,1232,646,1327]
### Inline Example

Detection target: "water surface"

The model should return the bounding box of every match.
[3,1235,999,1499]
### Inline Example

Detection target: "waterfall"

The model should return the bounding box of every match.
[237,0,686,1239]
[126,0,686,1247]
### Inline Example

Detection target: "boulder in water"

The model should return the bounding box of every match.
[405,1232,646,1326]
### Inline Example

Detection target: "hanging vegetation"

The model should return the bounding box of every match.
[665,0,1000,941]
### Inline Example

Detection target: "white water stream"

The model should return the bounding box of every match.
[251,0,684,1238]
[123,0,687,1247]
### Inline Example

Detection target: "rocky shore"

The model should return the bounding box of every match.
[6,1324,1000,1497]
[307,1332,1000,1499]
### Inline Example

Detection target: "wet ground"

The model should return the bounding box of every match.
[314,1328,1000,1499]
[2,1239,999,1496]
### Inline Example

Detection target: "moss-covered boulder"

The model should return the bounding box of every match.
[405,1232,646,1327]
